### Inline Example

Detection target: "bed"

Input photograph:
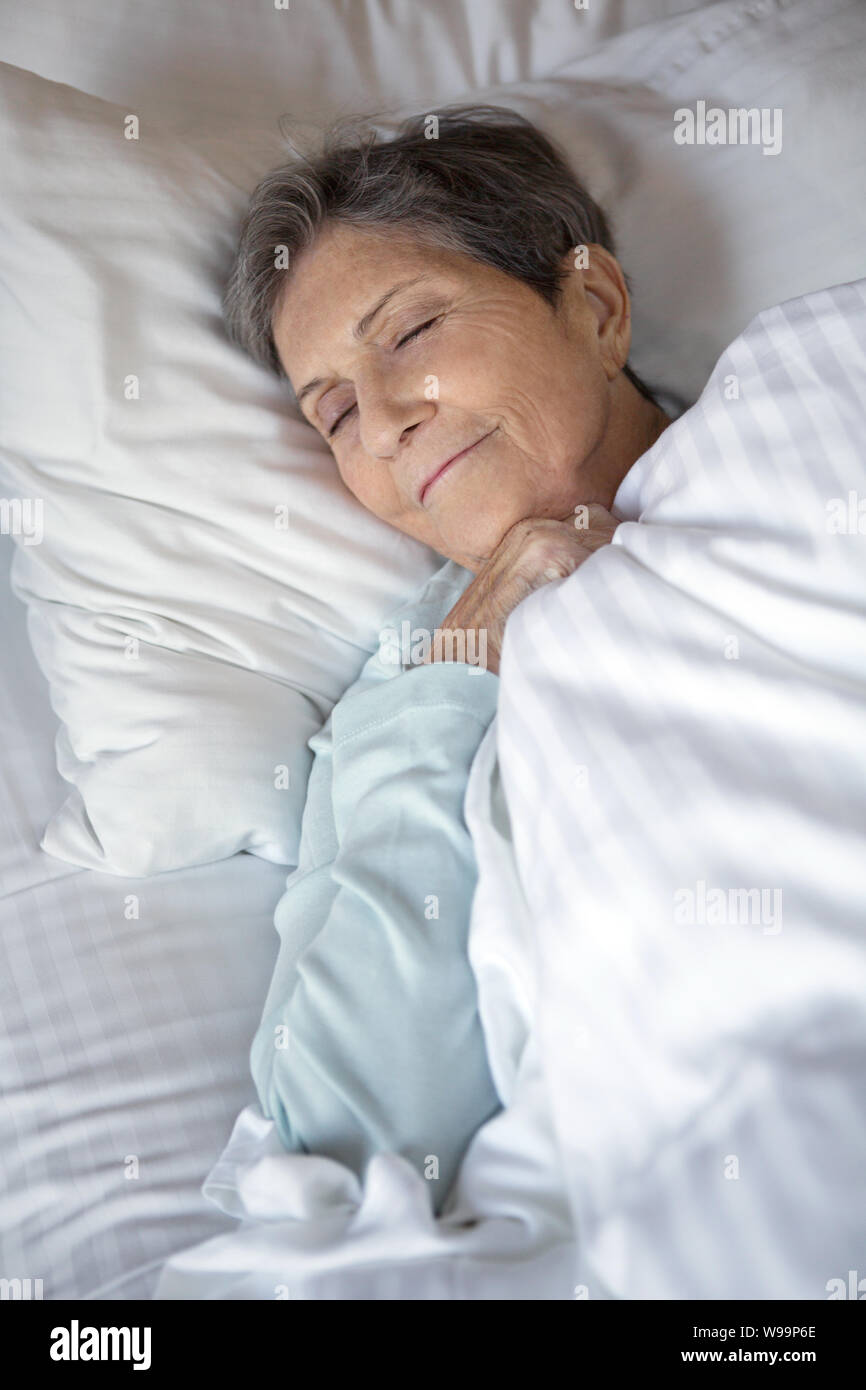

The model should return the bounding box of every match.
[2,0,864,1301]
[0,530,288,1298]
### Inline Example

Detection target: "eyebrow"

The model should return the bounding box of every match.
[293,274,435,413]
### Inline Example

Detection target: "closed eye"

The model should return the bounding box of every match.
[327,316,441,437]
[328,404,356,438]
[396,315,440,348]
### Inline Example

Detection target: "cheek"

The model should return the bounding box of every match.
[335,452,370,504]
[532,356,610,463]
[462,330,598,450]
[431,309,531,392]
[337,450,404,522]
[486,380,576,469]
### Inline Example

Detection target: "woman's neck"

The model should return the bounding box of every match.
[580,377,672,513]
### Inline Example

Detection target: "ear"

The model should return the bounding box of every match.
[560,243,632,382]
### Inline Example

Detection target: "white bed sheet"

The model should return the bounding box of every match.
[0,533,287,1299]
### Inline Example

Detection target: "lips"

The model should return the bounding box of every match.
[418,431,493,505]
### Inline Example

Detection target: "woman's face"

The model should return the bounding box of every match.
[272,221,634,571]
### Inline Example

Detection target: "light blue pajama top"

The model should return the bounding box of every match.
[250,557,503,1216]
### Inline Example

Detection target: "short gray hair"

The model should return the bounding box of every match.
[223,103,658,406]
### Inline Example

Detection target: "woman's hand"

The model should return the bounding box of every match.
[424,504,620,676]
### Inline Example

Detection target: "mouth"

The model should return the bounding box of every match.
[418,430,495,506]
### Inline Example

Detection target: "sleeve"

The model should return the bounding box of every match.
[259,658,503,1216]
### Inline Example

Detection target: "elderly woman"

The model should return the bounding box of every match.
[223,104,671,1216]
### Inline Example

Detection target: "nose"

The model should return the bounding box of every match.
[355,362,436,459]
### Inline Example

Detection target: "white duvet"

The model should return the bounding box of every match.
[155,279,866,1301]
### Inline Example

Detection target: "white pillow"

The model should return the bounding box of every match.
[2,0,864,877]
[0,62,445,876]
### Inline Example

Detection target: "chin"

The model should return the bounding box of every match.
[436,518,517,571]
